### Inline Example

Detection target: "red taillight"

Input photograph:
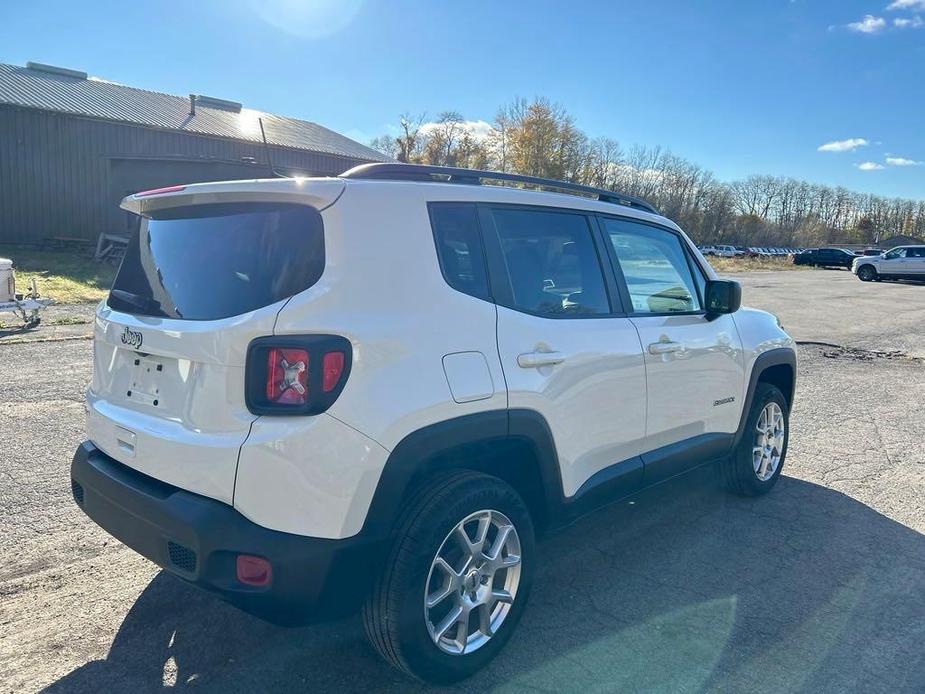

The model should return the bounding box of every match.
[236,555,272,587]
[322,351,345,392]
[246,336,351,415]
[265,347,309,404]
[135,184,186,197]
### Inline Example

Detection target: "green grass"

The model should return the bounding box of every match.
[0,245,116,304]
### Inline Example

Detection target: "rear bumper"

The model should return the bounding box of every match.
[70,441,384,624]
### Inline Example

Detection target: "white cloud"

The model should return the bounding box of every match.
[847,14,887,32]
[856,161,886,170]
[893,16,924,27]
[419,119,494,142]
[886,156,923,166]
[887,0,925,10]
[818,138,869,152]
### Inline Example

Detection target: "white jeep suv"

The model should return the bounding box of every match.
[71,164,796,683]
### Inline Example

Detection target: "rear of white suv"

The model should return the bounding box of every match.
[73,178,396,621]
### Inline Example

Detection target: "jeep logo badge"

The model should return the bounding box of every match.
[121,326,143,350]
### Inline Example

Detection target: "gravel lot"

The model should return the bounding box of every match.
[2,269,924,693]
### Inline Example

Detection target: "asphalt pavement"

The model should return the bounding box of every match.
[1,268,923,693]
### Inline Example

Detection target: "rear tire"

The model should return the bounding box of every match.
[363,471,535,684]
[724,383,789,496]
[857,265,878,282]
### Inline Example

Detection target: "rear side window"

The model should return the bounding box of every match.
[109,202,324,320]
[488,208,610,316]
[429,203,491,300]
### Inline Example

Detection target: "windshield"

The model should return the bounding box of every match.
[108,202,324,320]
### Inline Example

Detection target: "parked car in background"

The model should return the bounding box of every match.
[737,247,758,258]
[852,246,925,282]
[858,248,882,257]
[711,244,742,258]
[793,247,857,269]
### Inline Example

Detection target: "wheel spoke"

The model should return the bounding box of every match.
[758,453,770,478]
[426,582,455,609]
[456,513,491,559]
[433,556,461,582]
[487,524,513,561]
[478,602,494,638]
[500,553,520,569]
[473,514,491,555]
[433,605,464,642]
[753,446,763,471]
[491,588,514,605]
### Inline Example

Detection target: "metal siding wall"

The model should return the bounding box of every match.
[0,105,371,243]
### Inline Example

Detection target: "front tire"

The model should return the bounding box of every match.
[363,471,535,684]
[857,265,878,282]
[724,383,789,496]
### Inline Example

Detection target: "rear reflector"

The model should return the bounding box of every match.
[236,555,272,587]
[136,185,186,197]
[266,348,309,404]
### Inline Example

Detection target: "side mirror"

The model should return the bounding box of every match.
[704,279,741,319]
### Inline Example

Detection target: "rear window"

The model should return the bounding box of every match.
[109,202,324,320]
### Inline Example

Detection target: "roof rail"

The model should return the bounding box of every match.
[340,163,658,215]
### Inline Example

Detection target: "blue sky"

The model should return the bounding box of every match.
[1,0,923,199]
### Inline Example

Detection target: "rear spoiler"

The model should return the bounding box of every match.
[120,178,346,217]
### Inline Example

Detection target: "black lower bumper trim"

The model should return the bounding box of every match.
[70,441,384,624]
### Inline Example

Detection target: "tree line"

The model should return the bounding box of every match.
[369,98,925,247]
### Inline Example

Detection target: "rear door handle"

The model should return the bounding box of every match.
[517,351,567,368]
[648,341,683,355]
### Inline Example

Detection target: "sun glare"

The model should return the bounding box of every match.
[249,0,364,39]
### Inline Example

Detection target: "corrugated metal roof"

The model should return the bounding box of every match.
[0,62,386,162]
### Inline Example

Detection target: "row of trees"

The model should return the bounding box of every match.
[369,99,925,247]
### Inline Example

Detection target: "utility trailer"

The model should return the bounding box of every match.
[0,258,55,328]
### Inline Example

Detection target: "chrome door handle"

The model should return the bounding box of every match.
[517,351,566,368]
[648,341,682,355]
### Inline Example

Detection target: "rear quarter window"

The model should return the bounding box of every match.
[429,203,491,301]
[109,202,324,320]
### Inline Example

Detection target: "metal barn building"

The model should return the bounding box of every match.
[0,61,386,245]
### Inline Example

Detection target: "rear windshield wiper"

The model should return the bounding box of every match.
[109,289,164,315]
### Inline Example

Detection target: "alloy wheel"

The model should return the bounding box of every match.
[753,401,785,482]
[424,509,522,655]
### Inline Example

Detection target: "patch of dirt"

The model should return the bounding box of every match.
[799,342,921,363]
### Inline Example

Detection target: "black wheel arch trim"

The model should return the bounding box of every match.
[361,409,567,540]
[732,347,796,448]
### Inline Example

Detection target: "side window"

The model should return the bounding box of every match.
[602,218,702,314]
[489,208,610,316]
[429,203,491,300]
[885,248,907,260]
[910,247,925,258]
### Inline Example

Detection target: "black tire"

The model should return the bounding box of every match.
[724,383,789,496]
[363,471,535,684]
[857,264,878,282]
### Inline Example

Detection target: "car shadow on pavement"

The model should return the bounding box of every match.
[45,467,925,693]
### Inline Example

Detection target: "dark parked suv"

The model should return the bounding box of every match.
[792,247,856,269]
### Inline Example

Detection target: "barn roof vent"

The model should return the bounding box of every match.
[25,61,88,80]
[193,94,242,112]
